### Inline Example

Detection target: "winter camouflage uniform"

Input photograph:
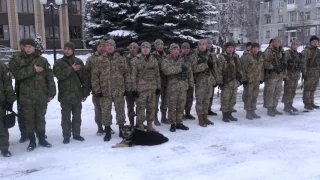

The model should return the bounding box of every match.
[9,52,56,133]
[0,63,16,151]
[282,49,303,105]
[302,44,320,109]
[131,53,161,127]
[53,53,90,139]
[241,51,264,111]
[262,45,286,109]
[217,52,242,113]
[91,52,130,127]
[162,53,193,124]
[208,50,218,113]
[181,51,195,114]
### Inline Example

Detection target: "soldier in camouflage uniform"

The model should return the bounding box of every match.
[302,36,320,111]
[9,38,56,152]
[282,40,303,114]
[181,42,196,120]
[162,43,193,132]
[217,41,242,122]
[263,36,287,117]
[91,39,130,141]
[9,38,28,143]
[0,62,16,157]
[192,39,216,127]
[125,42,139,126]
[53,42,90,144]
[241,42,264,120]
[131,42,161,132]
[152,39,168,125]
[206,39,219,116]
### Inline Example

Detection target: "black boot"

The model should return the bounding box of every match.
[19,133,29,143]
[170,124,176,132]
[232,109,237,113]
[228,112,238,121]
[1,149,12,157]
[38,131,52,148]
[176,123,189,130]
[251,110,261,119]
[63,138,70,144]
[104,126,111,142]
[284,103,294,115]
[185,110,196,120]
[273,106,283,115]
[73,135,85,141]
[27,132,36,152]
[289,102,298,112]
[119,124,124,138]
[267,107,276,117]
[208,109,218,116]
[222,112,230,122]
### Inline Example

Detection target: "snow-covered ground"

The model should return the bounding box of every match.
[1,54,320,180]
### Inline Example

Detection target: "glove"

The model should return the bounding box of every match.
[4,103,13,111]
[132,91,139,98]
[181,64,188,72]
[213,84,218,88]
[95,93,103,97]
[242,81,248,85]
[207,59,214,69]
[187,86,194,92]
[123,90,132,97]
[155,89,161,95]
[260,81,264,84]
[218,84,224,88]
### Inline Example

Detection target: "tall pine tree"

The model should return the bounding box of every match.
[84,0,217,50]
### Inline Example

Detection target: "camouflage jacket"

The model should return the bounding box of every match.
[302,45,320,75]
[131,54,161,92]
[53,55,90,104]
[0,63,16,107]
[91,52,130,97]
[126,53,138,91]
[216,51,242,85]
[152,50,167,87]
[191,49,217,86]
[85,51,106,92]
[240,50,264,83]
[9,52,56,104]
[263,45,286,78]
[285,49,303,80]
[10,52,23,93]
[161,54,194,91]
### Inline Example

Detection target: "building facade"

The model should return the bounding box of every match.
[0,0,84,50]
[260,0,320,46]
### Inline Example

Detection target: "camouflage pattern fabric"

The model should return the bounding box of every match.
[60,102,82,138]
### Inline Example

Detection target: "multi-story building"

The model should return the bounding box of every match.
[0,0,84,50]
[260,0,320,46]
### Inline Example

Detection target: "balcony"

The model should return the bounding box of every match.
[262,8,272,15]
[287,4,298,11]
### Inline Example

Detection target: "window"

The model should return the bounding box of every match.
[0,0,7,13]
[43,5,59,15]
[279,0,284,8]
[305,12,311,20]
[306,0,311,4]
[19,25,35,38]
[288,0,295,4]
[266,30,270,39]
[290,12,296,22]
[266,16,271,24]
[69,26,82,39]
[278,30,282,37]
[278,14,283,22]
[17,0,33,13]
[68,0,81,14]
[0,25,9,40]
[45,26,60,39]
[304,28,310,36]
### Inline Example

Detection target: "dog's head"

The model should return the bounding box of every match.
[121,125,135,139]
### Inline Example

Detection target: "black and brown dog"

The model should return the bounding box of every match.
[112,125,169,148]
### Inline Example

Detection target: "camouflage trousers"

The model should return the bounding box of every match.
[220,79,239,112]
[195,81,213,115]
[167,85,187,124]
[60,102,82,138]
[17,99,27,137]
[137,89,156,125]
[0,108,9,151]
[184,87,194,112]
[92,96,102,128]
[20,104,48,133]
[263,75,283,108]
[208,88,215,111]
[282,78,299,104]
[155,85,167,114]
[125,95,136,118]
[303,68,320,106]
[99,95,125,127]
[242,82,260,111]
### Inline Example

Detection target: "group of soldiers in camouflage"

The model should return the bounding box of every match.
[0,35,319,158]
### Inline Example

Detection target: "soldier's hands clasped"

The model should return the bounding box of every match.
[34,65,43,72]
[72,63,82,71]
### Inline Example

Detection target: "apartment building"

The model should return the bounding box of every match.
[0,0,84,50]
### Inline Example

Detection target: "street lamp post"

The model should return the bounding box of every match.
[259,1,264,44]
[40,0,64,61]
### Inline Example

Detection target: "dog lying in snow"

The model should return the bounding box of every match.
[112,125,169,148]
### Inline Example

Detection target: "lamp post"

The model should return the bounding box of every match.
[39,0,64,61]
[259,1,265,44]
